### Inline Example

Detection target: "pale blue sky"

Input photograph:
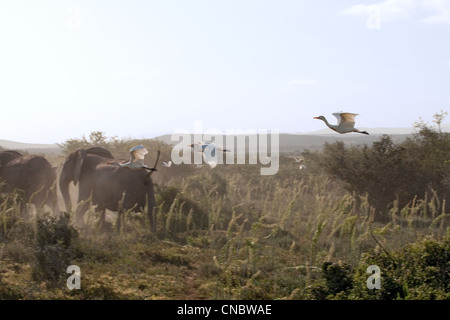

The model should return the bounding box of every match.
[0,0,449,143]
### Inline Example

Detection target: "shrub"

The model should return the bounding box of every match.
[31,213,79,288]
[305,260,354,299]
[350,235,450,300]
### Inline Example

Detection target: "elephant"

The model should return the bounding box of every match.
[59,146,114,212]
[59,147,156,231]
[0,150,57,214]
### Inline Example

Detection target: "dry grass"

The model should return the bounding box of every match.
[0,154,448,300]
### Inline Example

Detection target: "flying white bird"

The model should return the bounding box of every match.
[313,112,369,135]
[162,160,172,167]
[289,156,304,163]
[107,145,152,170]
[289,156,306,169]
[188,141,230,168]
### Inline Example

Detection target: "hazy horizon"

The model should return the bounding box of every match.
[1,1,449,144]
[4,123,450,150]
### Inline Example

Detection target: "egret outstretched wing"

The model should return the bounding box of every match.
[189,141,229,168]
[108,145,151,169]
[202,144,218,168]
[332,112,342,125]
[289,156,304,163]
[130,145,148,161]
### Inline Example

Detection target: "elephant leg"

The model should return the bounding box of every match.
[148,205,156,234]
[50,197,61,216]
[75,202,89,228]
[96,207,113,234]
[97,207,106,230]
[116,206,123,233]
[45,185,60,216]
[74,188,93,228]
[18,201,28,219]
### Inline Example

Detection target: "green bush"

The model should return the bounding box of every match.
[31,213,79,288]
[305,261,354,299]
[350,235,450,300]
[304,235,449,300]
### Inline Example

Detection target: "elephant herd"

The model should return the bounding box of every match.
[0,147,156,231]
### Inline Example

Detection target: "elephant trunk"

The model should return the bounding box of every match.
[59,175,73,212]
[59,149,87,212]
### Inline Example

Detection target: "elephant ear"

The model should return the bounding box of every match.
[73,149,87,186]
[0,150,22,167]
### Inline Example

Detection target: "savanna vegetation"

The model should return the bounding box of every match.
[0,112,449,300]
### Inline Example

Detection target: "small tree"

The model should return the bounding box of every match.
[433,110,448,135]
[88,131,108,146]
[58,131,109,154]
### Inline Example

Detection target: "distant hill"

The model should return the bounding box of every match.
[4,123,447,156]
[154,132,413,154]
[278,133,412,153]
[0,140,61,155]
[153,123,450,154]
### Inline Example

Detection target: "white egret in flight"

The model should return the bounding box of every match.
[188,141,230,168]
[162,161,172,167]
[314,112,369,135]
[289,156,304,163]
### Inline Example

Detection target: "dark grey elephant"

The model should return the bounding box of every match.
[0,150,57,213]
[59,147,156,231]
